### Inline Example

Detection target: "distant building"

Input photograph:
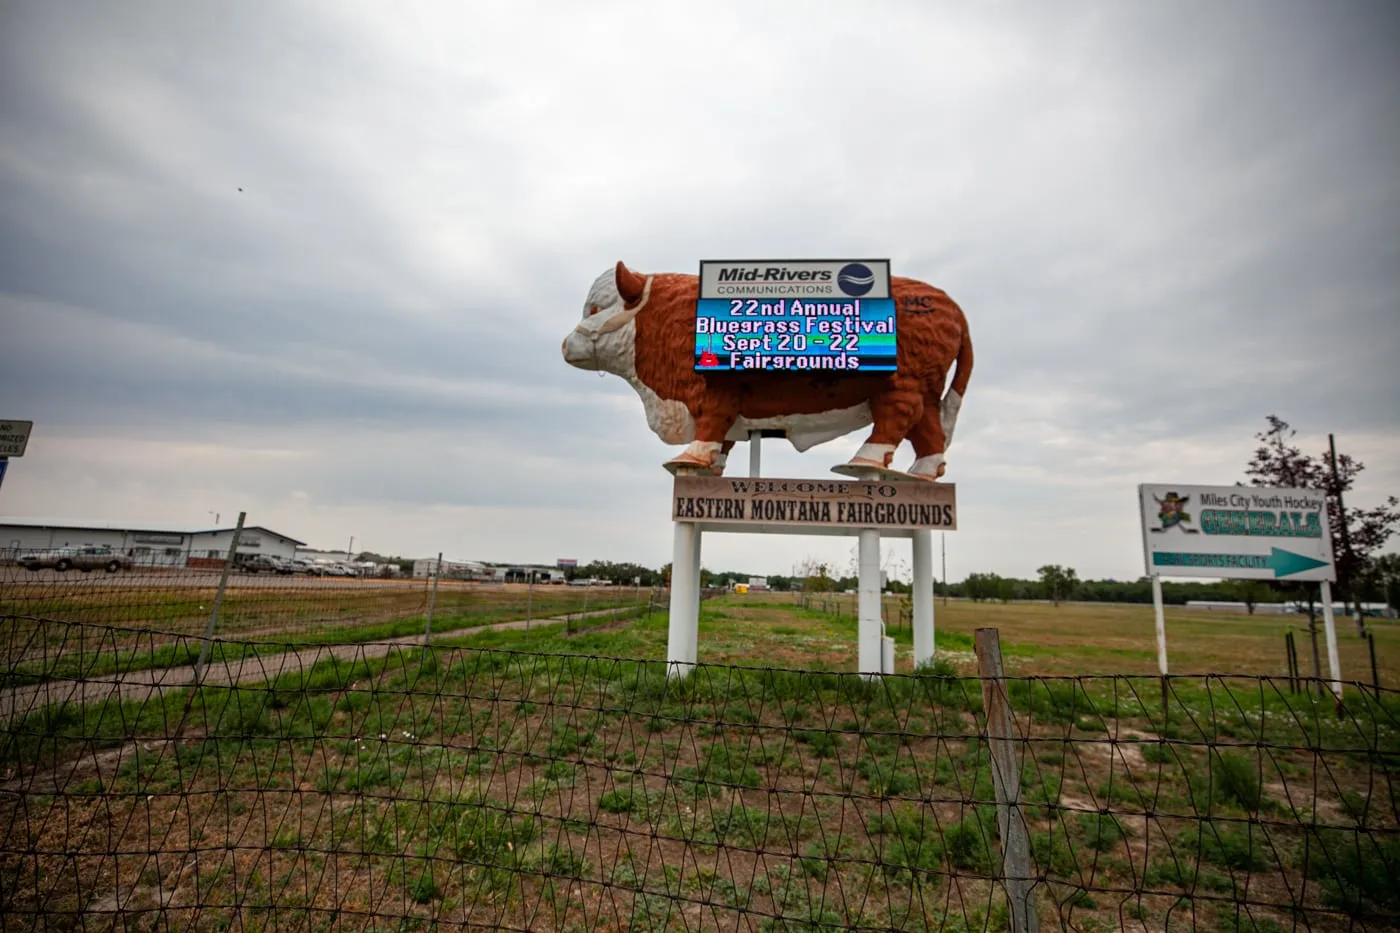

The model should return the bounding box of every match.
[481,565,566,584]
[0,516,305,565]
[408,560,565,584]
[412,558,487,579]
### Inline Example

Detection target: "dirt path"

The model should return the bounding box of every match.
[0,607,638,722]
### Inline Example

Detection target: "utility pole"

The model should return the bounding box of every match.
[941,533,948,606]
[1328,434,1365,636]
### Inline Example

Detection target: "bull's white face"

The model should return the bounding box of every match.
[561,267,697,446]
[560,268,640,378]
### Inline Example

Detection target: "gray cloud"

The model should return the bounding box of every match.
[1,0,1396,579]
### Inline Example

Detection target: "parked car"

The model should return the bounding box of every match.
[19,547,80,571]
[285,559,315,574]
[322,564,356,577]
[237,555,290,574]
[20,545,133,572]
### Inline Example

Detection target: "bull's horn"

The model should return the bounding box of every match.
[615,261,646,305]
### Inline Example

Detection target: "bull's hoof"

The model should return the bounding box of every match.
[832,459,905,480]
[663,454,717,476]
[907,455,947,482]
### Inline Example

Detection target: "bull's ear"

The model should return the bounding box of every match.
[615,261,646,304]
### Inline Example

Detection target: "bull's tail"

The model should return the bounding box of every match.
[941,324,972,447]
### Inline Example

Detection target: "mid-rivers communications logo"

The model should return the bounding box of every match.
[671,476,957,531]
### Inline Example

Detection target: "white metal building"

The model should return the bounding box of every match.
[412,557,487,579]
[0,517,305,566]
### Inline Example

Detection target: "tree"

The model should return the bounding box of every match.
[1225,579,1269,615]
[1245,416,1400,634]
[795,556,836,593]
[1037,564,1079,606]
[964,572,1004,602]
[1363,553,1400,612]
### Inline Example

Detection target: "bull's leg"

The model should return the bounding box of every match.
[712,440,736,475]
[664,394,740,472]
[844,380,924,471]
[905,389,949,481]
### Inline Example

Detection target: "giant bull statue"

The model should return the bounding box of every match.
[562,261,973,480]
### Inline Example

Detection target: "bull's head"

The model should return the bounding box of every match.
[562,261,697,446]
[561,261,651,377]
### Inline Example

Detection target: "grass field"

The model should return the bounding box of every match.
[760,594,1399,685]
[0,577,656,685]
[2,596,1396,931]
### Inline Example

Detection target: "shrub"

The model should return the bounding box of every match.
[1214,750,1264,812]
[1308,827,1400,916]
[1076,812,1130,852]
[597,789,635,814]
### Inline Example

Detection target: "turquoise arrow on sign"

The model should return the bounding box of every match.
[1152,547,1329,577]
[1264,548,1330,577]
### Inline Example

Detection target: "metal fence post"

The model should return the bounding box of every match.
[1369,632,1380,698]
[975,627,1039,933]
[423,551,441,649]
[526,576,533,630]
[191,511,245,688]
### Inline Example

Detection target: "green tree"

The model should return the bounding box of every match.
[1037,565,1079,606]
[1245,416,1400,635]
[1225,579,1270,615]
[964,572,1004,602]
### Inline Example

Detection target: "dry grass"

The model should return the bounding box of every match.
[743,593,1399,685]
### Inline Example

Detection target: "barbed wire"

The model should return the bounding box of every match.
[1,616,1396,931]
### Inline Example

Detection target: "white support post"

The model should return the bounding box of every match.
[858,528,883,678]
[667,521,699,679]
[912,529,935,669]
[1319,580,1343,701]
[749,430,761,478]
[1151,573,1168,676]
[689,523,703,664]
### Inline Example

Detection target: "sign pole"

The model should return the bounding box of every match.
[1151,574,1168,676]
[690,521,703,663]
[666,518,699,679]
[858,523,883,679]
[1319,580,1343,701]
[911,529,935,669]
[749,430,761,478]
[1328,434,1365,636]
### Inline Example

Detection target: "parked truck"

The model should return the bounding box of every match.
[19,545,134,573]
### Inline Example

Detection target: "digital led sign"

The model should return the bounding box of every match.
[694,260,896,372]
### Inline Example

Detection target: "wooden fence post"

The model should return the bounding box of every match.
[975,627,1039,933]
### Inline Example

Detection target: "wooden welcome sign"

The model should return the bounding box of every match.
[673,475,957,532]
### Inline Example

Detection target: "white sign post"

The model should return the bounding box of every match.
[1138,483,1340,698]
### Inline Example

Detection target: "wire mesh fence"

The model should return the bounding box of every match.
[1,617,1396,931]
[0,556,661,675]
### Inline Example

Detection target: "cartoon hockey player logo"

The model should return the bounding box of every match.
[1151,491,1198,534]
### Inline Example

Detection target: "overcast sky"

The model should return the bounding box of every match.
[1,1,1396,581]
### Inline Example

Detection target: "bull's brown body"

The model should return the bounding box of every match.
[563,262,973,479]
[622,265,972,476]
